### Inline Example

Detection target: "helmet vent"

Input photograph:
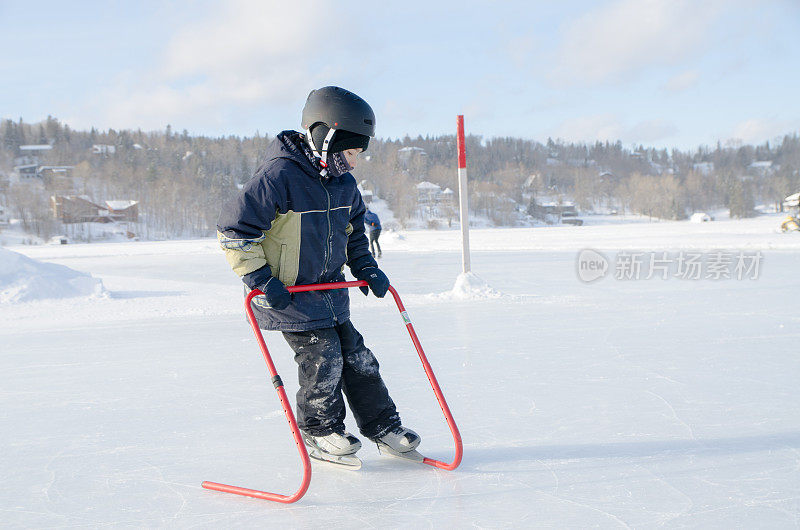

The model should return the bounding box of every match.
[364,119,373,125]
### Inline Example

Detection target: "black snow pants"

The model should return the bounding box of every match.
[282,319,400,439]
[368,229,382,257]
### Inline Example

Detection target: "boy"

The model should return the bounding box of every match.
[217,86,419,465]
[364,206,382,258]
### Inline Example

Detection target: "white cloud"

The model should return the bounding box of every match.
[663,69,700,92]
[504,33,541,69]
[729,118,800,144]
[627,120,679,143]
[160,1,313,80]
[552,113,623,142]
[552,114,677,144]
[551,0,725,86]
[81,0,346,131]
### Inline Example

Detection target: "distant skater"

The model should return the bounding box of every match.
[365,206,382,258]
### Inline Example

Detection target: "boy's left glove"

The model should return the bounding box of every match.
[354,266,390,298]
[260,276,292,310]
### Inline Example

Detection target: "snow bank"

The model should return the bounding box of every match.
[0,247,105,303]
[450,271,502,299]
[423,271,503,301]
[690,212,712,223]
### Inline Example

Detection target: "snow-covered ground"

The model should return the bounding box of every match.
[2,214,800,527]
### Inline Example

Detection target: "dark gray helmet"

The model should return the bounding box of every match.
[301,86,376,137]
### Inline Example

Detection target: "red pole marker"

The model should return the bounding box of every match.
[456,115,467,170]
[456,115,471,273]
[202,281,462,503]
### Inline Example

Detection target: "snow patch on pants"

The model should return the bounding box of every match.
[346,345,380,377]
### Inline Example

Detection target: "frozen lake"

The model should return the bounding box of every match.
[2,215,800,527]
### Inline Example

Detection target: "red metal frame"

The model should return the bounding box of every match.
[202,280,462,503]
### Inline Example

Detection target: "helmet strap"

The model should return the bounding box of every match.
[305,127,337,177]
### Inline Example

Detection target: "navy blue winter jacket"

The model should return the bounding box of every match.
[217,131,378,331]
[364,210,381,231]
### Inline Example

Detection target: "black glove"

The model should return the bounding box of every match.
[261,277,291,310]
[354,267,390,298]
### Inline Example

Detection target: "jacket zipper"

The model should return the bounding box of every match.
[318,177,337,322]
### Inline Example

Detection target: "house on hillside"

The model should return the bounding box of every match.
[412,181,456,225]
[598,170,618,182]
[416,181,454,206]
[10,144,74,189]
[19,144,52,153]
[10,164,75,189]
[92,144,116,156]
[748,160,774,177]
[441,187,454,205]
[567,158,597,168]
[649,161,673,175]
[16,144,52,166]
[51,195,109,223]
[38,166,73,178]
[398,146,426,159]
[416,181,442,204]
[15,145,52,181]
[523,174,540,190]
[528,199,582,225]
[397,146,427,170]
[19,144,53,150]
[692,162,714,176]
[560,202,578,217]
[358,180,375,204]
[11,164,40,184]
[105,200,139,222]
[51,195,140,224]
[38,166,75,190]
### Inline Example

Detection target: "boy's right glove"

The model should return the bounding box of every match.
[260,277,291,310]
[354,266,390,298]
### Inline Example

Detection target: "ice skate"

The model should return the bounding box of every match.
[302,430,362,469]
[372,426,424,462]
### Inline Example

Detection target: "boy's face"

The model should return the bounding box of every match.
[343,148,362,169]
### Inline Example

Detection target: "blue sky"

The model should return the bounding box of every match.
[1,0,798,149]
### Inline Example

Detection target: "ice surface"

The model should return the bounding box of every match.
[2,214,800,527]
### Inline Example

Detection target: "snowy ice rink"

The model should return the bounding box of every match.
[2,215,800,527]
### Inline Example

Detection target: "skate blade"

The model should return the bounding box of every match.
[307,448,362,470]
[375,441,425,463]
